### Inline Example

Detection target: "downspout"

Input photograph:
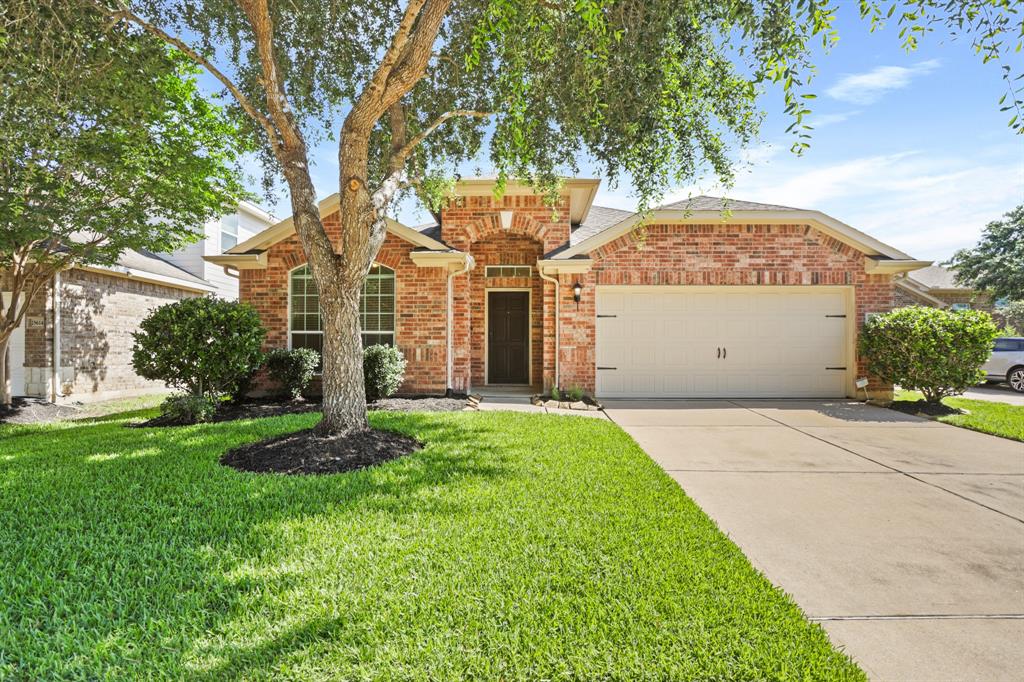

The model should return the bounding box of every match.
[446,255,473,396]
[537,266,559,391]
[50,271,61,403]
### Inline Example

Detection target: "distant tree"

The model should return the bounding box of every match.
[86,0,1022,439]
[947,205,1024,302]
[0,1,248,407]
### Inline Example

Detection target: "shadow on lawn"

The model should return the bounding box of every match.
[0,410,512,678]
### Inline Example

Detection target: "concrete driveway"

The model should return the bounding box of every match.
[603,399,1024,682]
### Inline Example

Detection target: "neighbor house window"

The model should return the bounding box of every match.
[950,303,971,311]
[289,264,396,359]
[221,214,239,251]
[485,265,531,278]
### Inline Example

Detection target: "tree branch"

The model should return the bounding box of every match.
[84,0,281,150]
[235,0,306,153]
[390,109,493,172]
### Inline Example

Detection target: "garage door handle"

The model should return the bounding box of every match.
[717,347,721,359]
[597,366,617,370]
[723,347,727,359]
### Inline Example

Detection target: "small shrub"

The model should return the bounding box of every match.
[132,297,266,400]
[550,386,561,401]
[265,348,320,400]
[858,306,999,404]
[567,385,585,402]
[159,393,217,425]
[363,344,406,401]
[229,354,265,404]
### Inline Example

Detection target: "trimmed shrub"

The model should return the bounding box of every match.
[567,385,585,402]
[859,306,999,403]
[131,297,266,400]
[363,344,406,401]
[159,393,217,425]
[265,348,320,400]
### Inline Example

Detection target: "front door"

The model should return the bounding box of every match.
[488,291,529,384]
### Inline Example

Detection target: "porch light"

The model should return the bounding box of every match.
[572,281,583,309]
[499,210,514,230]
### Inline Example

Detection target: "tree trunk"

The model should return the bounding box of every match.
[316,276,368,435]
[0,333,10,409]
[281,154,373,436]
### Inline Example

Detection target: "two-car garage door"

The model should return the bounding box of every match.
[596,287,850,398]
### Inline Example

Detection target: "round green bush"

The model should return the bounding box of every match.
[131,297,266,400]
[265,348,320,400]
[858,306,998,403]
[363,344,407,401]
[159,393,217,425]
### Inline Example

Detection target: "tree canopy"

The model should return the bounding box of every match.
[948,204,1024,302]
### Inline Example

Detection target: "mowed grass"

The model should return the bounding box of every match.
[895,390,1024,442]
[0,409,863,680]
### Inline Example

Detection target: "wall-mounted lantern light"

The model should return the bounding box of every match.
[572,281,583,309]
[499,210,514,230]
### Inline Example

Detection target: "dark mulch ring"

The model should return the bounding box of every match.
[889,400,965,417]
[221,427,422,475]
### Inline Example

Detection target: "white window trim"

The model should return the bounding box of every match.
[286,263,397,357]
[221,214,240,252]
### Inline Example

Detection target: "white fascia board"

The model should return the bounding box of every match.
[77,264,216,293]
[536,258,594,274]
[203,253,269,270]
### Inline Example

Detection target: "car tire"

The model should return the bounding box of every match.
[1009,367,1024,394]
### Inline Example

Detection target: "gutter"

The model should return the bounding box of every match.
[446,255,474,395]
[537,267,560,391]
[51,271,61,402]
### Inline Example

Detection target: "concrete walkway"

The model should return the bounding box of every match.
[603,399,1024,682]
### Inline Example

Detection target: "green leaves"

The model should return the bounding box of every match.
[859,306,1000,403]
[946,204,1024,302]
[131,297,266,399]
[0,0,248,274]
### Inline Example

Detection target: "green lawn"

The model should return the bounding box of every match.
[0,409,862,680]
[895,390,1024,442]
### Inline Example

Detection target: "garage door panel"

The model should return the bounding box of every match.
[596,287,849,398]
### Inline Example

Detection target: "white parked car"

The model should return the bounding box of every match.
[984,337,1024,393]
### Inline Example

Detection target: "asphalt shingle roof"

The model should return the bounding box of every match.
[115,249,211,288]
[656,195,800,212]
[907,265,963,290]
[570,205,635,246]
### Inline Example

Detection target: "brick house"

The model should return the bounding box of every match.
[2,203,275,403]
[210,179,929,400]
[894,265,996,313]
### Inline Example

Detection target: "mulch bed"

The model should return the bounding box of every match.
[0,398,81,425]
[134,395,467,427]
[889,400,964,417]
[221,427,422,475]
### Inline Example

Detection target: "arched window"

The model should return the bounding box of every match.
[288,264,395,357]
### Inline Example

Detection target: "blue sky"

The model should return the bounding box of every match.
[233,5,1023,263]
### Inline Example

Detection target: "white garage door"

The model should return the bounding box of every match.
[596,287,850,398]
[2,293,26,397]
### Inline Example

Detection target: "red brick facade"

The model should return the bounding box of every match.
[238,190,898,398]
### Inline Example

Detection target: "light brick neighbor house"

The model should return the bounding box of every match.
[209,178,930,400]
[2,202,274,403]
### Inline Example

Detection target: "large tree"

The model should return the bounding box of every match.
[947,205,1024,302]
[85,0,1022,437]
[0,1,248,407]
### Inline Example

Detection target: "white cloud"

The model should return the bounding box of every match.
[810,111,861,128]
[826,60,940,105]
[593,146,1023,261]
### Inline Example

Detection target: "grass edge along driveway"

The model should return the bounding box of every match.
[0,409,864,680]
[894,389,1024,442]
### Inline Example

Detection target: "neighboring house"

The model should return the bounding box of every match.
[163,201,276,300]
[2,203,275,403]
[210,179,928,400]
[894,265,995,312]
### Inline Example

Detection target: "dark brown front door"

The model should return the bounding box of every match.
[488,291,529,384]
